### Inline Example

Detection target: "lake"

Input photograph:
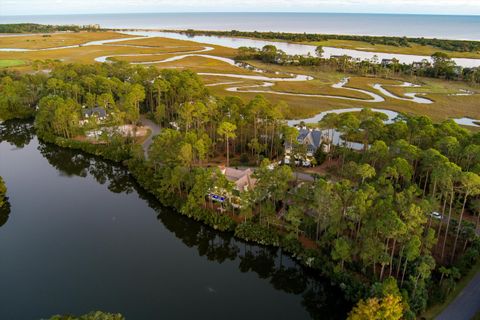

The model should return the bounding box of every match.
[0,120,349,320]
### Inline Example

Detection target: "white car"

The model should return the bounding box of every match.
[430,211,442,220]
[302,160,312,167]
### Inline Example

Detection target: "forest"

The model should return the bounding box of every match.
[0,23,100,34]
[1,62,479,319]
[181,29,480,53]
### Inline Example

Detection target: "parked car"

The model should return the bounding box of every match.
[430,211,442,220]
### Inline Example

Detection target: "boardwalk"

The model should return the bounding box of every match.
[436,271,480,320]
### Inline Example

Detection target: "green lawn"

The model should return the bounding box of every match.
[0,59,25,68]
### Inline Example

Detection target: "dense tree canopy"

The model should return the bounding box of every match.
[0,23,100,33]
[183,29,480,53]
[2,61,479,319]
[236,45,479,83]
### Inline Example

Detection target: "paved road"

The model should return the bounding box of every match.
[436,270,480,320]
[140,115,161,158]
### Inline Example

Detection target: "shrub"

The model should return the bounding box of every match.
[234,222,280,246]
[48,311,124,320]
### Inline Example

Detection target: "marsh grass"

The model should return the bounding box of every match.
[1,31,479,124]
[0,59,25,68]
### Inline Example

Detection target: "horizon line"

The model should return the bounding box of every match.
[2,11,480,17]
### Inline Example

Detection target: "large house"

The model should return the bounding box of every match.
[210,167,257,208]
[82,107,107,119]
[220,167,257,192]
[80,106,107,125]
[285,128,330,166]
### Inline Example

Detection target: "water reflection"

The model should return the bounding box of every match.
[0,200,11,228]
[0,120,16,229]
[125,31,480,68]
[0,120,35,148]
[138,182,349,319]
[39,139,349,319]
[1,121,349,319]
[38,142,135,194]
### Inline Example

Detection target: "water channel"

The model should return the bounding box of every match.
[0,120,349,320]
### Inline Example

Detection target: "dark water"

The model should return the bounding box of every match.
[2,13,480,40]
[0,121,349,320]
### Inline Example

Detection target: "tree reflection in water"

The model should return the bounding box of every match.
[38,142,136,194]
[140,191,350,320]
[0,200,11,228]
[0,120,35,148]
[5,123,349,320]
[0,120,16,228]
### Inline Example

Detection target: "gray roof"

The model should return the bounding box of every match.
[82,107,107,118]
[310,130,322,148]
[297,129,322,150]
[297,129,310,142]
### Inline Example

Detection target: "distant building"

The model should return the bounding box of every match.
[381,59,394,67]
[412,60,430,69]
[84,24,101,30]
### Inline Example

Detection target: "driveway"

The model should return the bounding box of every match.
[140,115,161,158]
[294,172,315,182]
[436,271,480,320]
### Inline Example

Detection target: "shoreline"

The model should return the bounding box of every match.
[0,121,352,319]
[31,124,363,304]
[113,27,480,43]
[23,118,478,319]
[3,12,480,41]
[110,28,480,61]
[2,105,476,318]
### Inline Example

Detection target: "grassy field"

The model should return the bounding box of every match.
[1,31,479,124]
[152,56,255,74]
[205,60,480,122]
[0,34,238,66]
[117,36,237,58]
[0,59,25,68]
[0,31,132,49]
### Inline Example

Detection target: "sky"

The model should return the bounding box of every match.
[1,0,480,16]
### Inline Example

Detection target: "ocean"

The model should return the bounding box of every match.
[1,12,480,40]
